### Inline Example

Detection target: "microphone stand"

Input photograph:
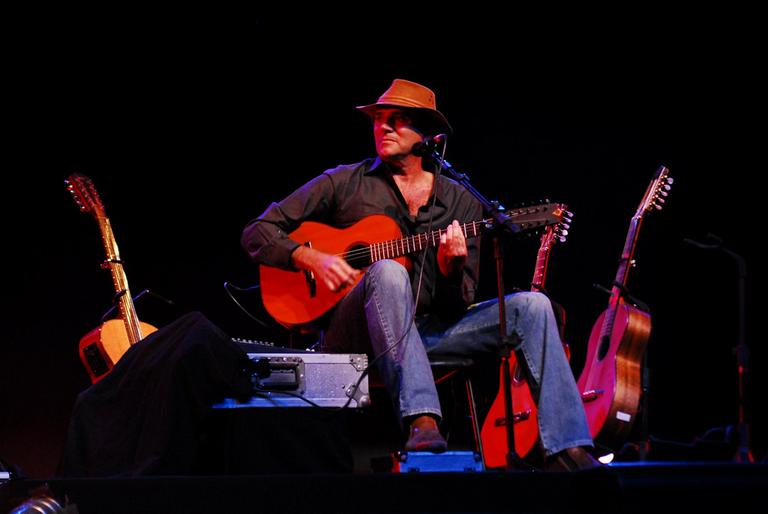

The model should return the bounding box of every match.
[683,234,753,463]
[421,146,527,471]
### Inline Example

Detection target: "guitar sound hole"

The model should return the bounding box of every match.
[597,335,610,360]
[513,362,524,383]
[345,245,371,269]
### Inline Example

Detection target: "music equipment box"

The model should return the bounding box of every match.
[213,350,370,409]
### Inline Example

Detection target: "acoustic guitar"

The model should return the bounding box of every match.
[66,173,157,383]
[480,205,571,467]
[576,165,672,450]
[259,203,566,330]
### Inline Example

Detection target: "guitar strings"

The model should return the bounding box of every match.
[333,219,488,263]
[333,204,552,263]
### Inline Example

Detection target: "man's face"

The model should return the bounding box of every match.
[372,108,424,161]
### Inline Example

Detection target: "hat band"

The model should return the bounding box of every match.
[376,94,434,110]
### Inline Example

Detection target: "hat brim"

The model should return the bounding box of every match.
[357,103,453,135]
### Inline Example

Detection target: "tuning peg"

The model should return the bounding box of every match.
[560,229,569,237]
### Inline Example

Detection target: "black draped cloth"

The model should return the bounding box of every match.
[61,311,254,477]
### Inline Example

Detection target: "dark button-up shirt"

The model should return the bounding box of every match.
[241,157,484,321]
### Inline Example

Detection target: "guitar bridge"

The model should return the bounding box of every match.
[302,241,317,298]
[493,409,532,426]
[304,269,317,298]
[581,389,604,402]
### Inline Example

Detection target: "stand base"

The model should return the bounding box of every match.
[506,453,539,472]
[374,451,485,473]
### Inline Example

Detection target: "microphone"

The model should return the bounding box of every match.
[411,133,447,156]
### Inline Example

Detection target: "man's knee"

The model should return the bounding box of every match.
[507,291,553,315]
[365,260,410,293]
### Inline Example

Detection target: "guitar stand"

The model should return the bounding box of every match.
[100,289,178,325]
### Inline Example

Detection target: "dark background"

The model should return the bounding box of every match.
[2,10,763,476]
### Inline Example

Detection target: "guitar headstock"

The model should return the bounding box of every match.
[636,165,674,218]
[540,204,572,248]
[504,201,570,233]
[66,173,105,219]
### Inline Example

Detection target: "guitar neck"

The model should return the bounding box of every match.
[599,213,647,340]
[531,229,555,292]
[365,218,488,262]
[360,203,564,265]
[97,216,143,345]
[611,217,644,303]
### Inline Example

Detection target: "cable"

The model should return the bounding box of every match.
[223,281,272,328]
[251,386,327,409]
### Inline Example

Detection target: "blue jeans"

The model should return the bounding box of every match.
[322,260,592,455]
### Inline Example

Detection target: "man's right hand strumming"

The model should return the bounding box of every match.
[291,245,361,293]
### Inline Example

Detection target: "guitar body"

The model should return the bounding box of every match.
[79,319,158,383]
[575,165,671,452]
[481,337,571,466]
[577,303,651,450]
[260,215,406,329]
[481,356,540,466]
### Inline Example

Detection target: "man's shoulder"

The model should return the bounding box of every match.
[322,158,376,178]
[437,174,482,206]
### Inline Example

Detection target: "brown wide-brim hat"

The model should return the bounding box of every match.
[357,78,453,135]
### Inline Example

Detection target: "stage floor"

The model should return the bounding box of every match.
[4,461,766,514]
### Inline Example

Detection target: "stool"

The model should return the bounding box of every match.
[428,354,484,460]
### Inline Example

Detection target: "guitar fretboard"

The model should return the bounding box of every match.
[97,215,143,345]
[531,228,556,291]
[364,219,487,262]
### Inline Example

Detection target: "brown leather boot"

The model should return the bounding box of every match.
[404,415,448,453]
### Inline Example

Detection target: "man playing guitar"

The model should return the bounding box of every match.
[241,79,599,471]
